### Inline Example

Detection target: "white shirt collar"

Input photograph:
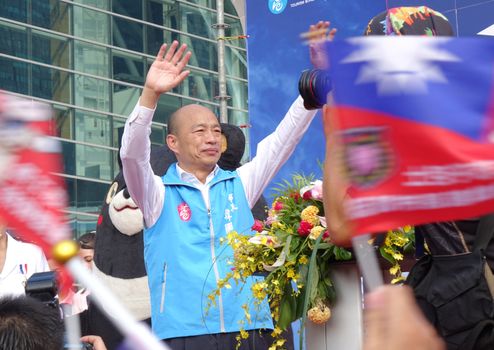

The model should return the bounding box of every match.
[175,163,219,186]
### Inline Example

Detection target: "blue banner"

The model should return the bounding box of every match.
[246,0,494,200]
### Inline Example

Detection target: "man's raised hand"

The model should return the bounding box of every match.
[141,41,192,108]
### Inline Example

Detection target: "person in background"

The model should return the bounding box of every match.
[78,231,96,271]
[0,221,50,297]
[0,295,107,350]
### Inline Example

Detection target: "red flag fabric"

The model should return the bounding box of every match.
[325,37,494,237]
[0,92,72,290]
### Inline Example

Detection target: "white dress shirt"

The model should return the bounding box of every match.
[121,96,317,228]
[0,233,50,297]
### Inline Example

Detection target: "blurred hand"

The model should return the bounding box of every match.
[80,335,107,350]
[364,285,445,350]
[141,41,192,108]
[308,21,337,69]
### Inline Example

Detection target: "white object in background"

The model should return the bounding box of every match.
[306,263,364,350]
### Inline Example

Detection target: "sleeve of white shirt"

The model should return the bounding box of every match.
[36,247,50,273]
[120,102,165,228]
[238,96,318,207]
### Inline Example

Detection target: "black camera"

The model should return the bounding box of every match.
[298,68,333,110]
[25,271,59,309]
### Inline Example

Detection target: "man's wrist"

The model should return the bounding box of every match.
[140,87,160,109]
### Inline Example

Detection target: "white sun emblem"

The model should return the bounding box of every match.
[343,37,460,95]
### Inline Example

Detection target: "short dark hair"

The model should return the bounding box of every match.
[78,231,96,250]
[167,111,179,135]
[0,296,64,350]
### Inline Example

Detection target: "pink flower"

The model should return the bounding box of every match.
[251,219,264,232]
[310,180,323,201]
[273,201,284,211]
[297,220,313,237]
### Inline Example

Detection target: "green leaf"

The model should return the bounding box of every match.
[379,246,396,265]
[278,283,297,330]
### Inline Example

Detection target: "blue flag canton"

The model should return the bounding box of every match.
[328,37,494,140]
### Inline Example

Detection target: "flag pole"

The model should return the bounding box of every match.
[53,241,170,350]
[352,234,383,292]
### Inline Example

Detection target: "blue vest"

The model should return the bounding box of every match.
[144,165,273,340]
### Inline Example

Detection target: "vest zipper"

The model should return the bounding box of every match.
[208,207,226,332]
[160,262,167,313]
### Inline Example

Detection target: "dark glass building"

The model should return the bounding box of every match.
[0,0,248,236]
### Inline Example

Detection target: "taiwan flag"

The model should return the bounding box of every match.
[326,37,494,236]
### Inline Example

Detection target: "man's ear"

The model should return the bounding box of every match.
[166,134,178,153]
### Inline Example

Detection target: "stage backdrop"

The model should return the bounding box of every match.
[246,0,494,201]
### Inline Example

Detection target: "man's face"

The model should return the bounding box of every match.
[168,105,222,173]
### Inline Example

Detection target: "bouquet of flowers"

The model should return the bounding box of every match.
[209,174,353,348]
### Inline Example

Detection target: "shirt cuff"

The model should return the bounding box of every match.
[127,99,156,125]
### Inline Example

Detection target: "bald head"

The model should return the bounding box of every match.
[168,104,218,136]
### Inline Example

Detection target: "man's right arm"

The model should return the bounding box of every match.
[120,103,164,228]
[120,41,191,227]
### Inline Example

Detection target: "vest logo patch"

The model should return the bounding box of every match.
[178,202,191,221]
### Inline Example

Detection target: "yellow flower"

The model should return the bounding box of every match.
[301,205,320,226]
[389,264,400,275]
[298,255,309,265]
[391,276,405,284]
[307,301,331,324]
[271,327,283,337]
[309,226,325,240]
[240,329,249,339]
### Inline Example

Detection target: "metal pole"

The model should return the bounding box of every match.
[214,0,230,123]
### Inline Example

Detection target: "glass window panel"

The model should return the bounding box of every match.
[73,6,109,43]
[112,51,144,84]
[179,34,217,71]
[32,30,70,68]
[75,110,112,147]
[146,25,174,56]
[224,1,239,16]
[53,105,73,139]
[146,0,165,25]
[73,0,109,10]
[183,0,214,8]
[62,141,76,176]
[65,177,110,213]
[32,1,70,34]
[0,22,28,58]
[154,94,182,125]
[75,143,114,181]
[227,78,248,110]
[179,3,214,39]
[67,212,99,238]
[74,41,109,77]
[74,74,110,111]
[113,0,143,20]
[0,58,28,94]
[112,117,126,148]
[113,83,141,116]
[224,46,247,79]
[113,17,143,52]
[32,65,72,104]
[162,1,179,28]
[150,125,166,147]
[185,70,213,101]
[0,1,28,23]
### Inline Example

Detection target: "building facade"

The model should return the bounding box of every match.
[0,0,248,236]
